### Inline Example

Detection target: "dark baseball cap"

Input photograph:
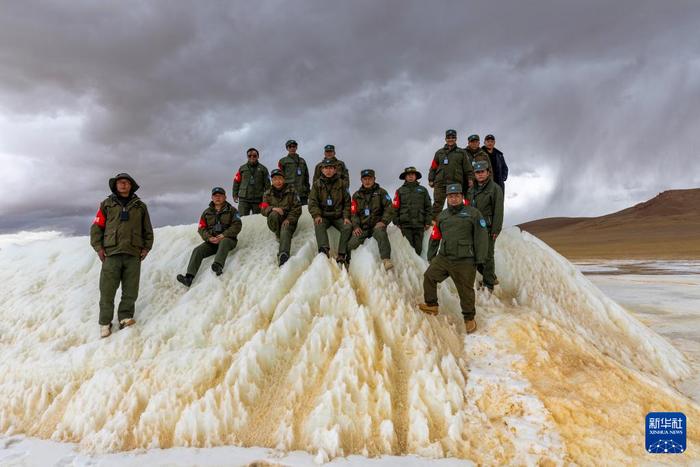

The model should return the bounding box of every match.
[270,169,285,178]
[484,134,495,141]
[361,169,375,178]
[473,161,489,172]
[445,129,457,137]
[320,158,337,167]
[324,144,335,151]
[468,134,480,142]
[211,186,226,195]
[446,183,463,194]
[285,139,298,147]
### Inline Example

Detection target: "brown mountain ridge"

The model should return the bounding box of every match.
[518,188,700,259]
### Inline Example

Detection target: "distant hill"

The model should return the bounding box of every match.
[519,188,700,259]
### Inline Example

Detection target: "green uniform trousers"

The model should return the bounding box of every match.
[347,227,391,259]
[400,227,425,255]
[431,184,446,219]
[423,255,478,320]
[315,217,352,254]
[99,253,141,325]
[238,199,261,216]
[477,234,497,288]
[267,212,297,255]
[186,238,237,276]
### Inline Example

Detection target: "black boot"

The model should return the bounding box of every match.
[211,262,223,276]
[176,274,193,287]
[278,252,289,267]
[335,253,349,267]
[319,246,330,258]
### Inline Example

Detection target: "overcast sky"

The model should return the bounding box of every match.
[1,0,699,235]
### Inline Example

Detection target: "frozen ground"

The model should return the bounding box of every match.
[0,214,699,465]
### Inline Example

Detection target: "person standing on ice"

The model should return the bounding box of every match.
[428,129,473,220]
[232,147,271,216]
[176,187,242,287]
[481,134,508,195]
[419,183,488,334]
[312,144,350,190]
[392,166,432,255]
[347,169,395,270]
[468,160,504,292]
[308,158,353,265]
[90,173,154,338]
[261,169,302,267]
[277,139,310,205]
[464,134,490,171]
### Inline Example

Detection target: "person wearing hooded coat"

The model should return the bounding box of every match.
[90,173,154,338]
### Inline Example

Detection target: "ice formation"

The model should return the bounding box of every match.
[0,211,698,464]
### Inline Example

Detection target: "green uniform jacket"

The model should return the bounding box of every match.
[465,147,491,169]
[261,184,302,224]
[278,153,310,200]
[90,194,154,257]
[427,204,488,263]
[350,183,394,230]
[232,162,271,201]
[308,174,351,220]
[197,201,242,242]
[467,177,504,235]
[312,157,350,189]
[392,181,432,228]
[428,145,473,187]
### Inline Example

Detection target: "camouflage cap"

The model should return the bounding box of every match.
[468,134,480,142]
[445,129,457,137]
[285,139,298,147]
[399,166,422,180]
[361,169,375,178]
[270,168,285,178]
[473,161,490,172]
[320,158,337,167]
[324,144,335,151]
[211,186,226,195]
[446,183,463,194]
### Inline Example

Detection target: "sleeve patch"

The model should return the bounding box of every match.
[479,218,487,228]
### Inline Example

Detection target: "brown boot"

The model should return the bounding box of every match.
[100,324,112,338]
[382,258,394,271]
[119,318,136,330]
[464,318,477,334]
[418,303,439,316]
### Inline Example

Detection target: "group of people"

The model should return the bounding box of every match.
[90,131,507,338]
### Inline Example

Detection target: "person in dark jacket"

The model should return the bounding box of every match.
[261,169,302,266]
[232,147,271,215]
[482,134,508,195]
[176,187,242,287]
[90,173,154,338]
[392,166,432,255]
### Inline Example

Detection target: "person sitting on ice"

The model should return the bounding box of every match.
[90,172,154,338]
[260,169,302,267]
[176,187,242,287]
[419,183,488,334]
[347,169,395,270]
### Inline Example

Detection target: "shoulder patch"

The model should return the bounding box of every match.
[479,218,487,228]
[385,193,392,202]
[235,213,241,219]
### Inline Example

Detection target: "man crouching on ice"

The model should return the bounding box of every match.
[419,183,488,334]
[90,173,154,338]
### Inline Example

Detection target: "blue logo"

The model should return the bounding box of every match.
[646,412,686,454]
[479,218,487,228]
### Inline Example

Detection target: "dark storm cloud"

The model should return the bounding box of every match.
[0,0,699,234]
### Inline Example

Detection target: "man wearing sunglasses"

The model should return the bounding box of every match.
[428,129,473,219]
[232,147,271,216]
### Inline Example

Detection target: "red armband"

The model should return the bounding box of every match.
[233,171,241,183]
[260,202,270,210]
[351,199,358,215]
[430,224,442,240]
[392,190,400,209]
[198,217,207,230]
[430,159,438,170]
[92,208,106,229]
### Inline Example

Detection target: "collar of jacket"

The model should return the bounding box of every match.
[403,181,419,187]
[320,173,339,184]
[476,177,493,191]
[359,183,380,194]
[272,184,289,195]
[247,161,259,168]
[109,193,139,207]
[448,204,464,214]
[443,144,458,152]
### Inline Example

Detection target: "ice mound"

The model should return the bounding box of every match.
[0,211,698,464]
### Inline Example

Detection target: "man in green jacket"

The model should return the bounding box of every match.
[347,169,395,270]
[90,173,154,338]
[232,147,271,215]
[419,183,488,334]
[468,160,504,292]
[392,166,432,255]
[176,187,242,287]
[464,134,491,171]
[308,158,353,265]
[277,139,310,205]
[428,129,473,219]
[312,144,350,190]
[261,169,302,266]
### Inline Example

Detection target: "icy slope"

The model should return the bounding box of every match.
[0,212,698,464]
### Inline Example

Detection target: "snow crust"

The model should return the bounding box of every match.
[0,211,698,464]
